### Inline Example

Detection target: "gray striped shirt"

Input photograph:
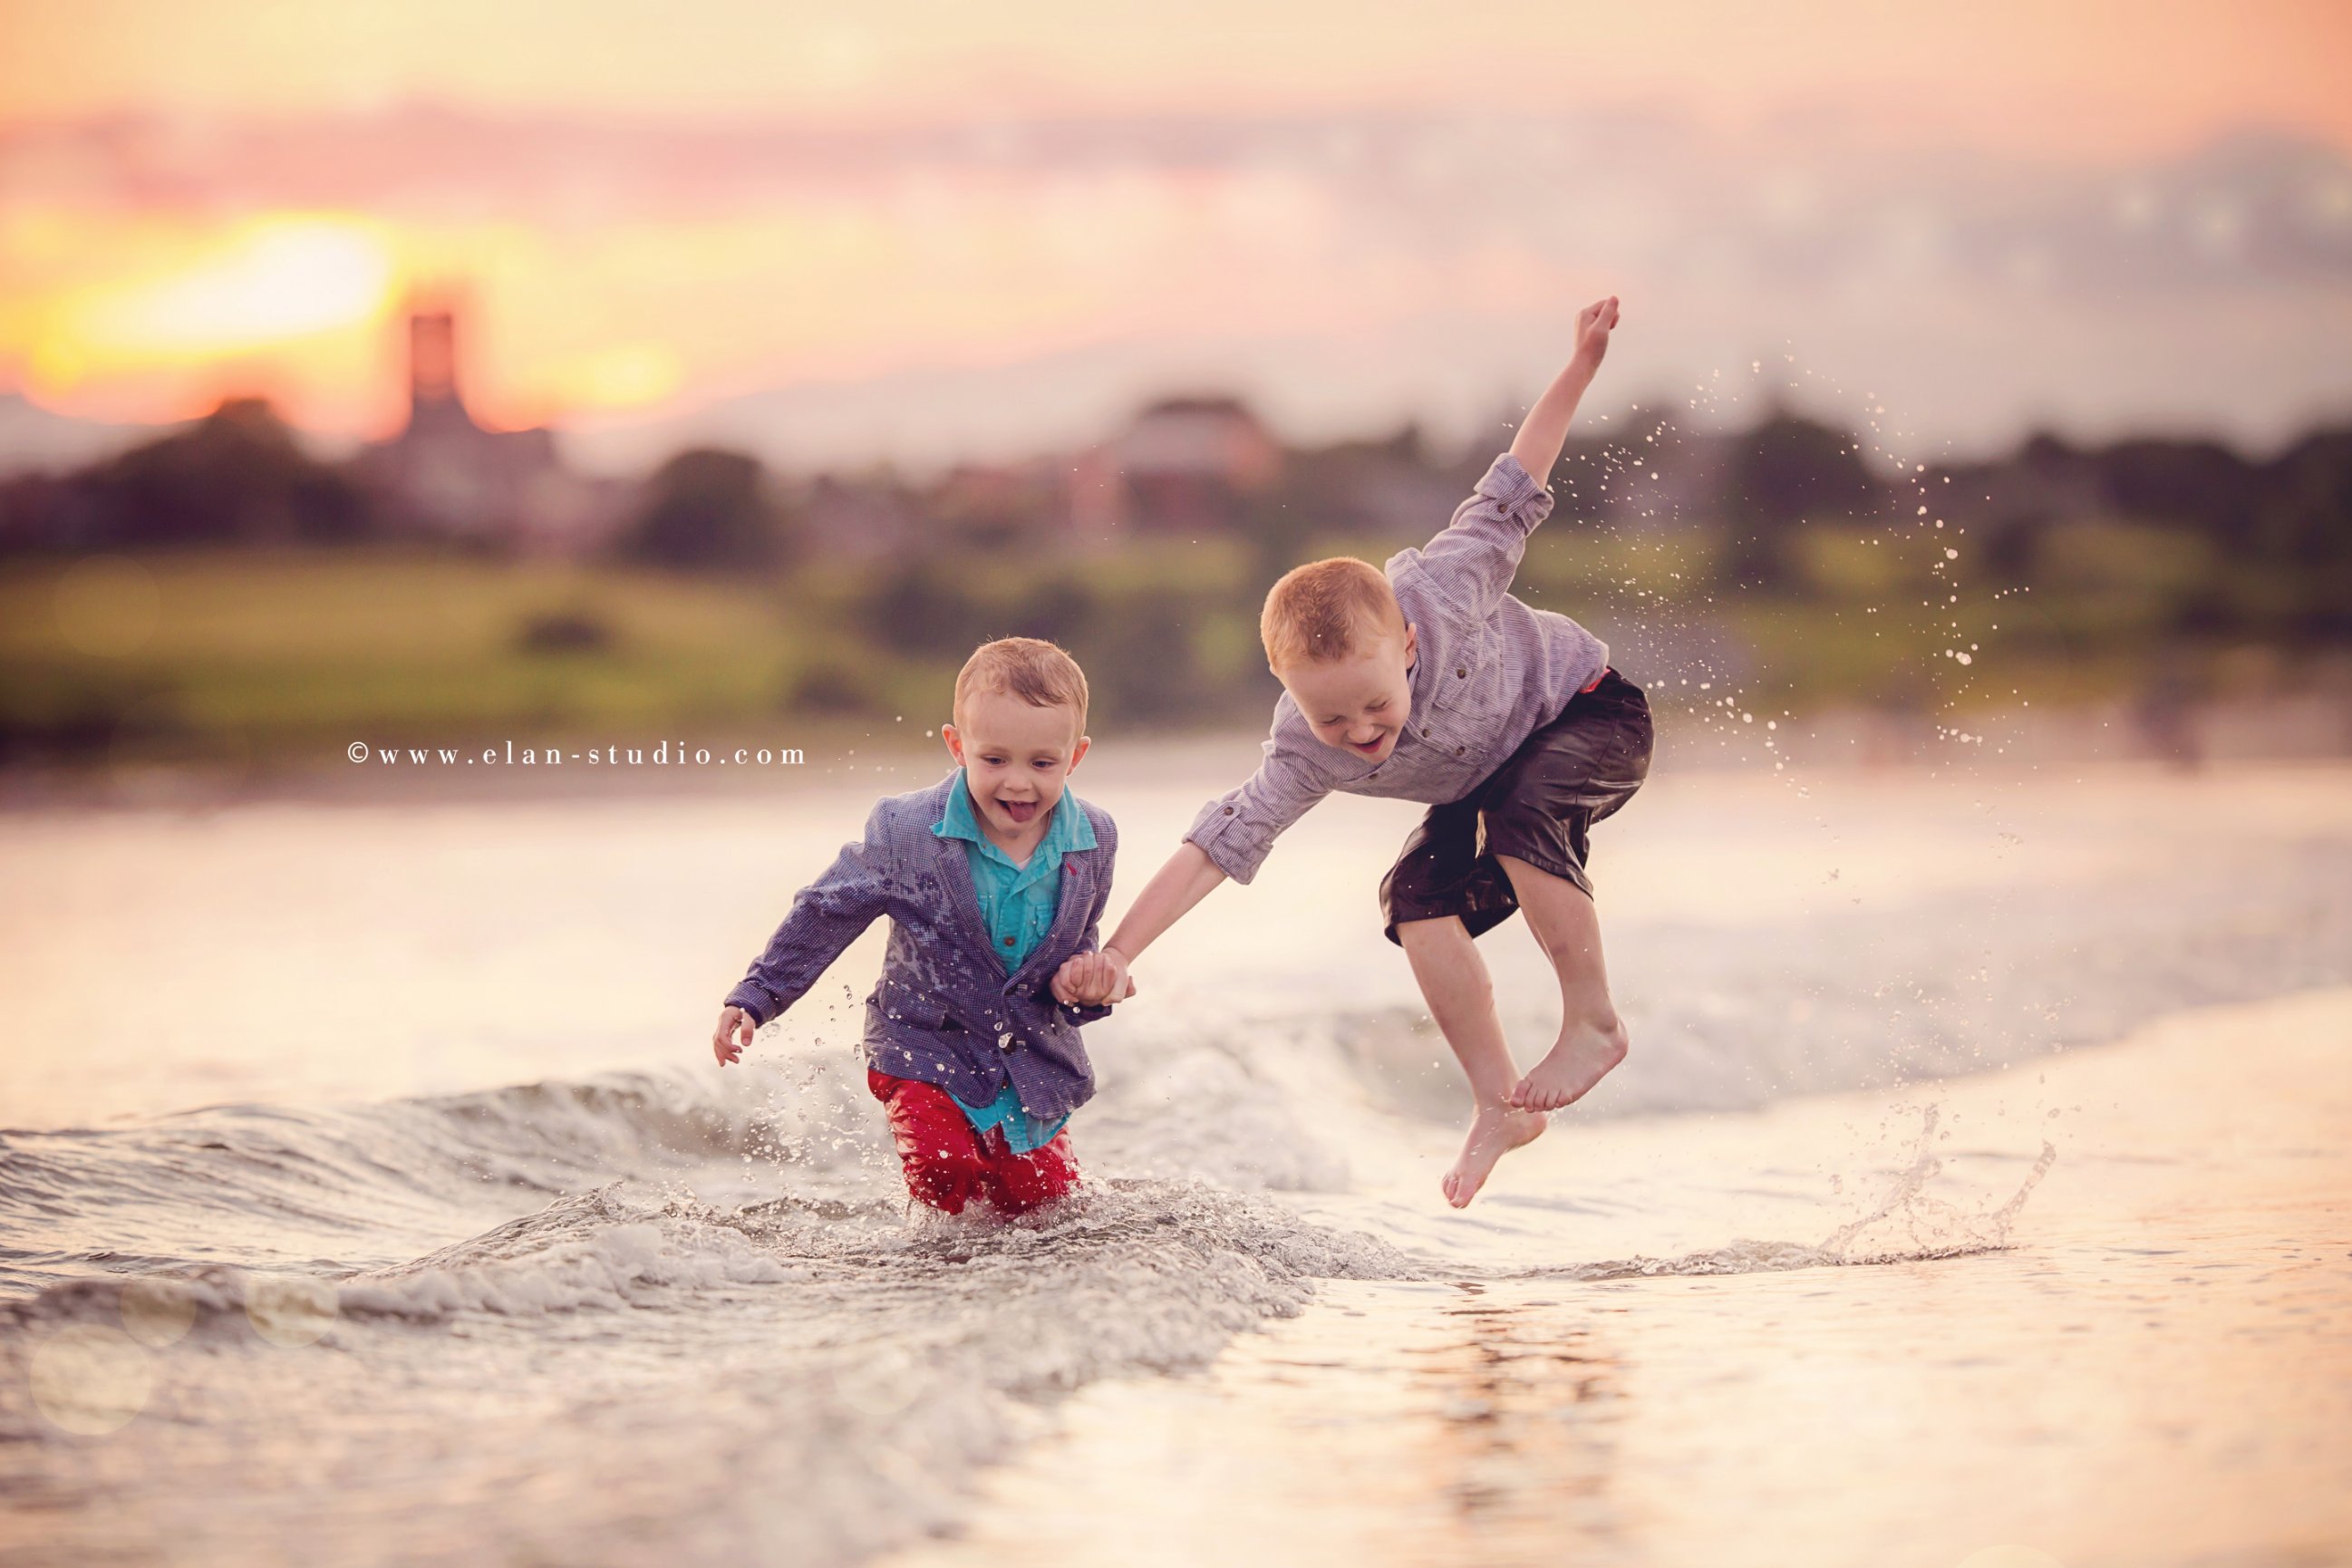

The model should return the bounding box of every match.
[1184,451,1610,884]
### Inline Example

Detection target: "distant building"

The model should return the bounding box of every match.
[354,303,624,554]
[1073,395,1284,537]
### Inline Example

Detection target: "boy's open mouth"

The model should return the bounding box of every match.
[998,798,1040,824]
[1350,735,1389,757]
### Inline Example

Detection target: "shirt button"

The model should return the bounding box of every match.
[1455,745,1466,755]
[1003,935,1015,945]
[1456,667,1467,678]
[1223,805,1234,815]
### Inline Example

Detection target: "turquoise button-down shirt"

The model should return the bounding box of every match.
[930,772,1098,1152]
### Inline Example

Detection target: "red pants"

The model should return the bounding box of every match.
[866,1070,1080,1216]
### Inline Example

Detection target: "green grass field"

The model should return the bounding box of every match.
[0,543,1295,765]
[0,550,873,760]
[0,538,2276,769]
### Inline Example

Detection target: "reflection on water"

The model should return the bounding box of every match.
[1416,1285,1626,1543]
[893,991,2352,1568]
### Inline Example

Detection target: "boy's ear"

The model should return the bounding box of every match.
[1402,622,1418,662]
[1067,734,1090,771]
[941,722,964,765]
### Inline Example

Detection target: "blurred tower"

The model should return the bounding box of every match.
[354,294,621,552]
[407,309,469,435]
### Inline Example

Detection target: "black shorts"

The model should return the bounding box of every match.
[1378,667,1653,944]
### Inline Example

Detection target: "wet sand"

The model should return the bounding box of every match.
[891,989,2352,1568]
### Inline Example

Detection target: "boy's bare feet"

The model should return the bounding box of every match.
[1442,1103,1549,1208]
[1508,1016,1629,1112]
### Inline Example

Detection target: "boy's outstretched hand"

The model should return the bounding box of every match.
[1051,949,1137,1007]
[1572,295,1620,373]
[712,1004,755,1066]
[1509,294,1621,480]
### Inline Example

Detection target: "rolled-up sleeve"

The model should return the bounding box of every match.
[1182,728,1332,885]
[1395,452,1554,623]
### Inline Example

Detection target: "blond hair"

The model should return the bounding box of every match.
[953,636,1090,734]
[1260,557,1405,670]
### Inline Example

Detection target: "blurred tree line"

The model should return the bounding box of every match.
[1,391,2347,762]
[0,399,804,570]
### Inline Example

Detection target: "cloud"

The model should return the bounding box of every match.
[5,104,2348,469]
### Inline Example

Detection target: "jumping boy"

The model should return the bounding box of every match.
[711,637,1128,1218]
[1062,296,1650,1208]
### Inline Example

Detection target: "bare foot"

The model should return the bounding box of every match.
[1509,1016,1630,1112]
[1441,1103,1549,1209]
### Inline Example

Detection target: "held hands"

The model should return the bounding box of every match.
[1570,295,1620,374]
[1051,947,1136,1008]
[717,951,1130,1066]
[711,1004,755,1066]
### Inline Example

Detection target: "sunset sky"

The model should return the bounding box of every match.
[3,0,2348,474]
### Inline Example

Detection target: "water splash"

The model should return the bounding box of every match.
[1501,1105,2058,1284]
[1821,1103,2057,1263]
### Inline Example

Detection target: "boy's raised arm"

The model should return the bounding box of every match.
[1400,295,1620,626]
[1506,295,1618,486]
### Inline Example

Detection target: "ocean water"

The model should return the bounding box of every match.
[2,750,2348,1566]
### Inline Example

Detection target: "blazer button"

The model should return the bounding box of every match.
[1456,667,1467,678]
[1455,745,1466,755]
